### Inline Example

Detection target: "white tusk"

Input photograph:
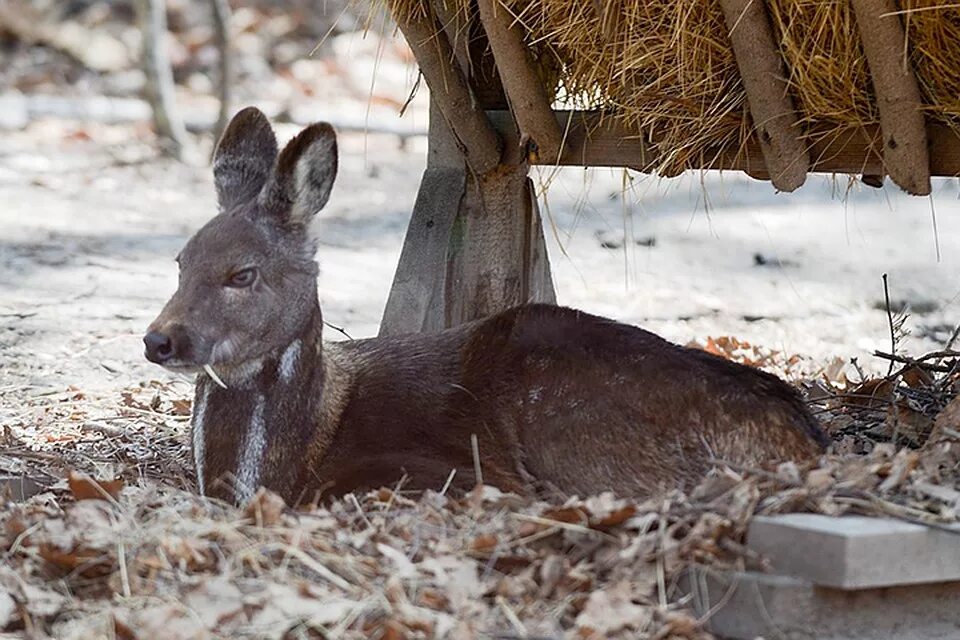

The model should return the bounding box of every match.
[203,364,228,390]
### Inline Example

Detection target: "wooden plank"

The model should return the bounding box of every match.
[719,0,810,191]
[380,104,466,336]
[380,101,555,336]
[487,111,960,178]
[851,0,931,195]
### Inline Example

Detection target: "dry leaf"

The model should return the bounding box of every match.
[878,450,919,493]
[184,577,244,630]
[931,394,960,443]
[243,487,286,526]
[0,588,16,629]
[575,581,653,637]
[541,506,589,525]
[845,378,895,408]
[68,471,123,501]
[470,533,498,552]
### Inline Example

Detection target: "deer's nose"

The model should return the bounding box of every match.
[144,331,176,364]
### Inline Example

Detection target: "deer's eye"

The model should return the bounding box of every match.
[226,268,257,288]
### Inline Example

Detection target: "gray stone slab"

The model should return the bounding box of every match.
[748,513,960,589]
[686,567,960,640]
[0,476,46,502]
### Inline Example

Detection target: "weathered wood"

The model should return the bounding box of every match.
[718,0,810,192]
[476,0,563,162]
[394,5,502,175]
[444,166,556,326]
[431,0,508,111]
[486,110,960,179]
[380,102,555,336]
[851,0,931,196]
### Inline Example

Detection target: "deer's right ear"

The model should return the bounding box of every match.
[212,107,278,211]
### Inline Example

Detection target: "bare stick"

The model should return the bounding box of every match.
[719,0,809,192]
[471,433,484,487]
[851,0,930,195]
[882,273,897,377]
[476,0,562,162]
[209,0,232,150]
[134,0,192,160]
[394,6,502,174]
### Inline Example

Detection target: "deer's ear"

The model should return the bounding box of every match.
[213,107,278,211]
[258,122,337,229]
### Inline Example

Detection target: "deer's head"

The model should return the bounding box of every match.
[144,108,337,376]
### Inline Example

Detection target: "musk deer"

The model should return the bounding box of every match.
[144,107,829,506]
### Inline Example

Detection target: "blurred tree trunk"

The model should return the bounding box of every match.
[209,0,232,151]
[134,0,191,160]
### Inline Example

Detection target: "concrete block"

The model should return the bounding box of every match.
[747,513,960,589]
[685,567,960,640]
[0,476,46,502]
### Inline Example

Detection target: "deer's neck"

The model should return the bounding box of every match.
[191,311,331,503]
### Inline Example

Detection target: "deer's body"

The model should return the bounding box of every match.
[145,108,828,506]
[191,303,825,504]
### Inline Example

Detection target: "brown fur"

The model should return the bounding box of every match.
[145,108,828,506]
[190,303,827,504]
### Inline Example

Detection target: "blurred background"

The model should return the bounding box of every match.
[1,0,959,398]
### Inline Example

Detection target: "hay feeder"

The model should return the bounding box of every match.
[377,0,960,335]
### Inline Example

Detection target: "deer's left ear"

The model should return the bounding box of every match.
[258,122,338,229]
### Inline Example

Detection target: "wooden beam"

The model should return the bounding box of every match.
[475,0,563,162]
[718,0,810,192]
[851,0,931,196]
[395,5,502,175]
[486,111,960,179]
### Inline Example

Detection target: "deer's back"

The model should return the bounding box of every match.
[310,304,826,498]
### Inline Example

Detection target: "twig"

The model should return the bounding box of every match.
[495,595,528,638]
[323,320,353,341]
[873,350,956,373]
[882,273,896,376]
[471,433,483,487]
[945,324,960,351]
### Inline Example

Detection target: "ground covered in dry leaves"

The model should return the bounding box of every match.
[2,345,959,639]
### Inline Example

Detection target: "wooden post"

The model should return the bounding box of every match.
[393,4,502,175]
[719,0,810,192]
[379,101,555,336]
[851,0,931,196]
[476,0,563,162]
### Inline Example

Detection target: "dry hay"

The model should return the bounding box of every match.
[1,346,959,637]
[385,0,960,175]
